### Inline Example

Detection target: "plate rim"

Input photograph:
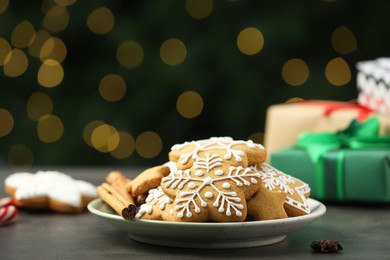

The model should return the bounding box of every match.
[88,197,326,227]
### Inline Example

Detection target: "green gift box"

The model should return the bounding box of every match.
[270,117,390,202]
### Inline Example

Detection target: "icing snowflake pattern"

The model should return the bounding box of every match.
[171,137,264,165]
[255,164,311,214]
[135,186,172,219]
[162,153,260,219]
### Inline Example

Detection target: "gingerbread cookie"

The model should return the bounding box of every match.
[162,143,262,222]
[169,137,267,170]
[252,163,311,217]
[128,165,170,197]
[4,171,97,213]
[135,186,173,220]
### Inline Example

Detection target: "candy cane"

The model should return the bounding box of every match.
[0,197,15,208]
[0,205,18,225]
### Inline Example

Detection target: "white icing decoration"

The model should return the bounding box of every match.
[187,182,196,189]
[163,153,260,219]
[135,187,173,219]
[222,182,230,189]
[204,191,213,198]
[215,169,224,176]
[4,171,96,208]
[171,137,264,165]
[253,164,311,214]
[195,170,203,176]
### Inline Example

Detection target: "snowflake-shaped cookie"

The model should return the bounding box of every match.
[135,186,173,220]
[169,137,266,169]
[162,153,261,222]
[253,164,311,216]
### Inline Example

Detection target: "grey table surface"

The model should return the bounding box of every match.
[1,166,390,260]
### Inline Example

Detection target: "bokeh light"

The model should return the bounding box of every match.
[11,20,36,48]
[237,27,264,55]
[38,59,64,88]
[39,36,67,63]
[37,114,64,143]
[91,124,120,153]
[160,38,187,66]
[99,74,127,102]
[186,0,213,19]
[331,26,357,54]
[87,7,115,34]
[117,40,144,69]
[286,97,305,103]
[54,0,77,6]
[0,37,11,65]
[110,132,136,159]
[3,49,28,77]
[136,131,162,159]
[83,120,105,147]
[325,57,351,86]
[26,92,54,121]
[248,132,264,145]
[28,30,52,58]
[8,144,33,172]
[176,91,204,119]
[0,0,9,13]
[281,58,309,86]
[0,108,14,137]
[42,5,70,32]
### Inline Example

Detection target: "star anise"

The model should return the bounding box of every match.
[311,240,343,253]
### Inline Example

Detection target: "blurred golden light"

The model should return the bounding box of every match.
[186,0,213,19]
[331,26,357,54]
[43,5,69,32]
[136,131,162,159]
[37,114,64,143]
[286,97,305,103]
[87,7,115,35]
[110,132,136,159]
[237,27,264,55]
[28,30,51,58]
[99,74,127,102]
[0,108,14,137]
[0,37,11,65]
[176,91,204,119]
[8,144,34,172]
[38,59,64,88]
[248,132,264,145]
[54,0,77,6]
[40,36,67,63]
[83,120,104,147]
[117,40,144,69]
[27,92,53,121]
[325,57,351,86]
[11,20,36,48]
[0,0,9,13]
[160,38,187,66]
[3,49,28,77]
[281,58,309,86]
[91,124,120,153]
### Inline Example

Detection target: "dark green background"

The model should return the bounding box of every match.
[1,0,389,168]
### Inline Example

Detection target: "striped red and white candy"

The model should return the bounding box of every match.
[0,205,18,225]
[0,197,15,208]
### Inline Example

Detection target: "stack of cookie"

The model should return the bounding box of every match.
[98,137,311,222]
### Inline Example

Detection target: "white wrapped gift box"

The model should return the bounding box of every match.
[357,58,390,116]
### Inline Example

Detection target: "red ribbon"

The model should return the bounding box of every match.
[298,100,373,121]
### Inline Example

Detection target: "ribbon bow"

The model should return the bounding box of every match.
[295,117,390,200]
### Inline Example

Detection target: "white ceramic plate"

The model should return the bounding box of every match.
[88,198,326,249]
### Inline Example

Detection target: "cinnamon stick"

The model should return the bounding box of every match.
[97,183,137,220]
[105,171,133,201]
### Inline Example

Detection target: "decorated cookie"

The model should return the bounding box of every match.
[128,165,170,197]
[253,164,311,217]
[135,186,173,220]
[169,137,267,170]
[161,151,261,222]
[4,171,97,213]
[247,185,288,220]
